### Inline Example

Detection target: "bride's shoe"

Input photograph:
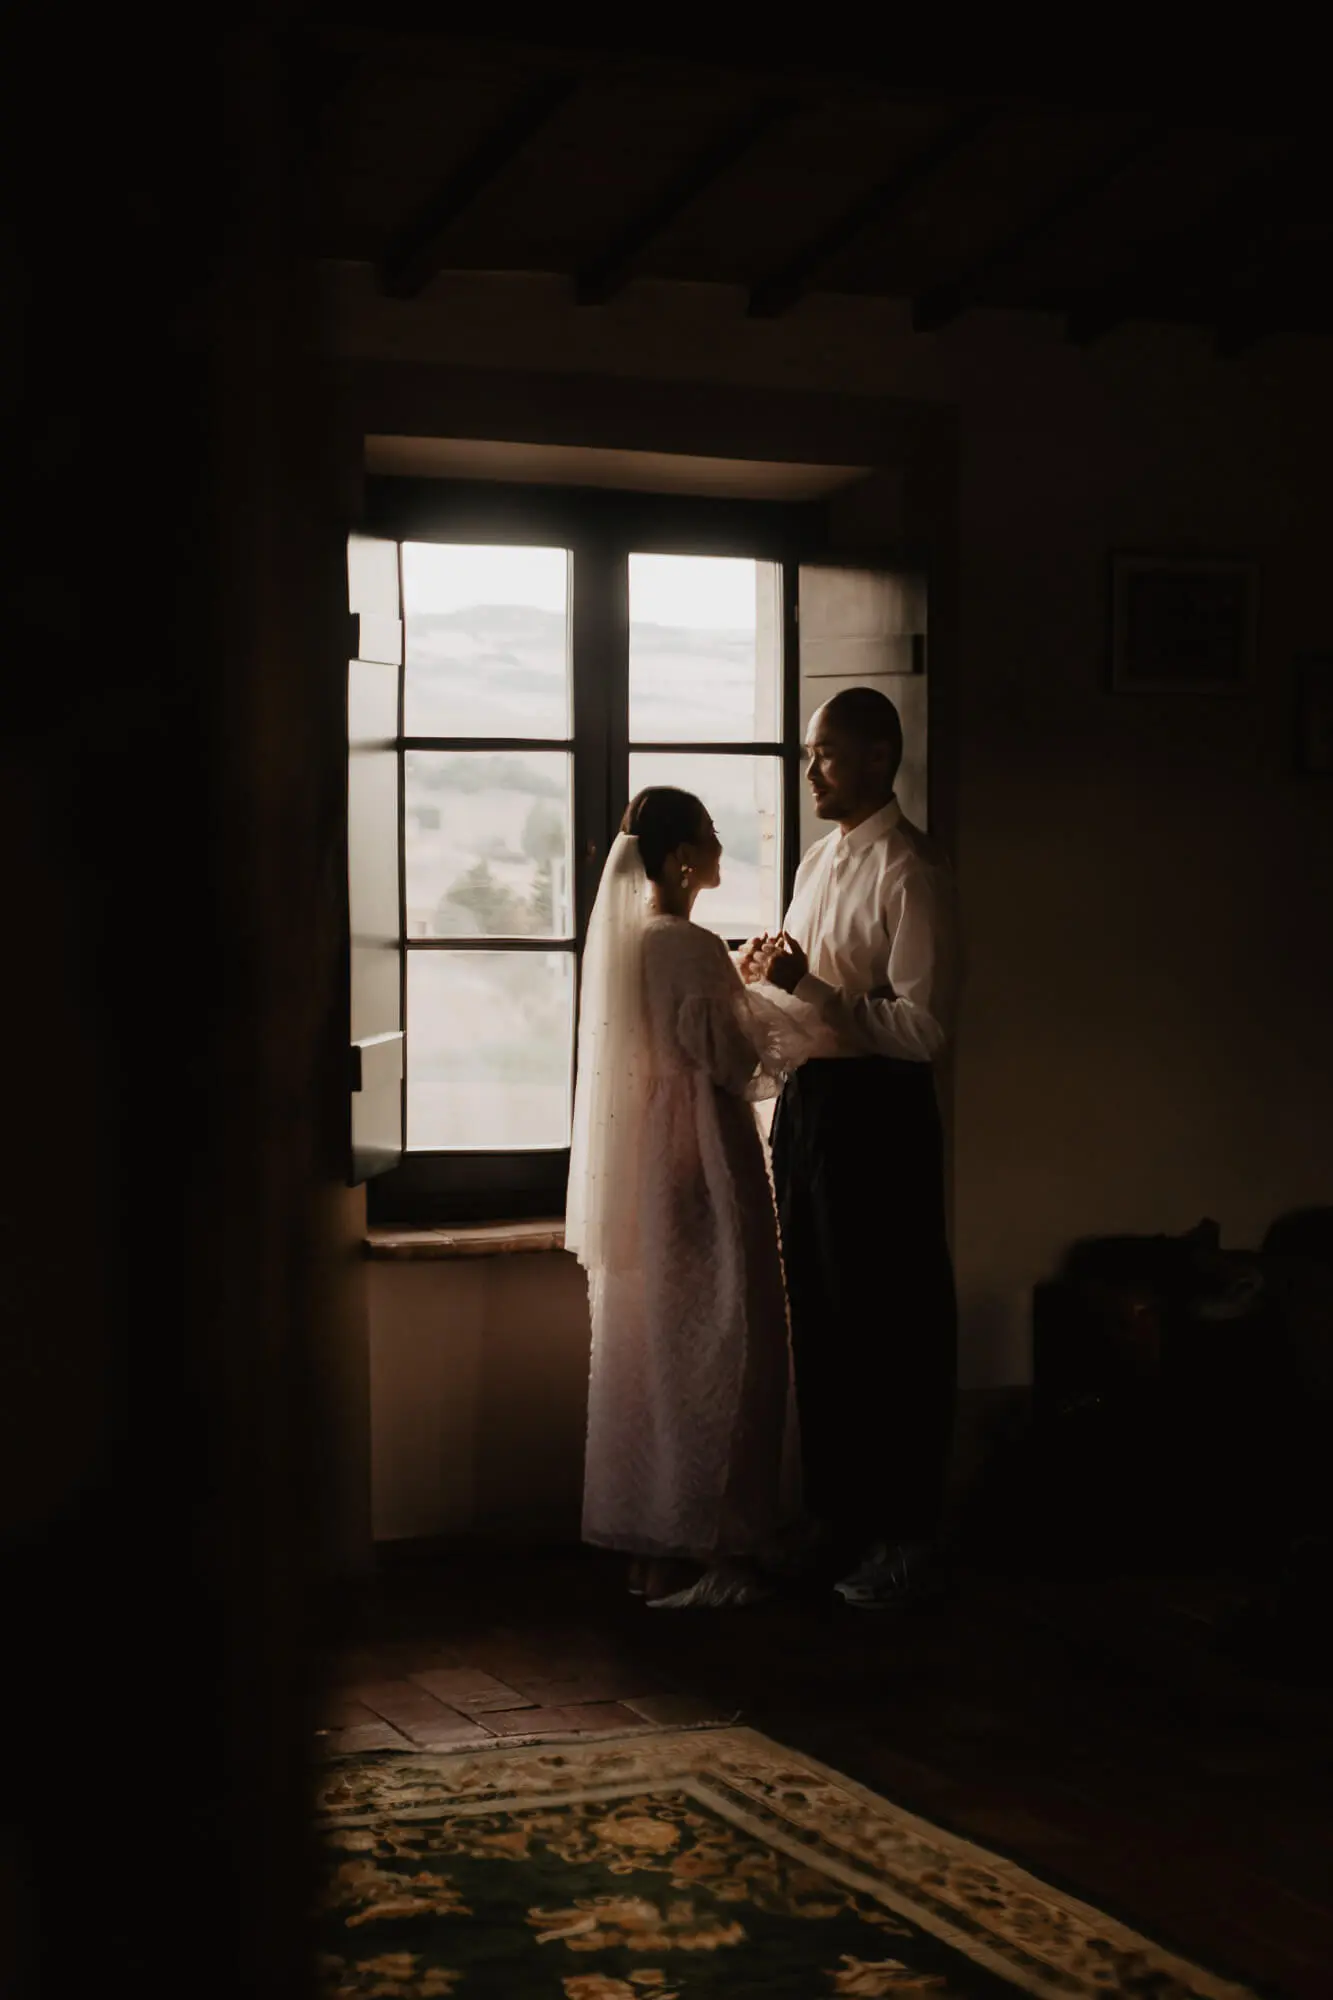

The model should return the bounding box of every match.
[646,1562,773,1610]
[633,1558,695,1599]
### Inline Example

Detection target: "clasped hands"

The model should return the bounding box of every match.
[738,930,808,994]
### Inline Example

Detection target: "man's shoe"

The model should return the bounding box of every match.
[833,1541,947,1610]
[832,1541,894,1596]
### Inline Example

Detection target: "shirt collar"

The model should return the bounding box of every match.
[837,796,901,855]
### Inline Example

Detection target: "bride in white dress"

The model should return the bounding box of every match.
[566,786,807,1608]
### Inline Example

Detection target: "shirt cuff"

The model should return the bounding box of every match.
[793,973,838,1015]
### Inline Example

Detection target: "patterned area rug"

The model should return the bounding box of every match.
[316,1725,1256,1998]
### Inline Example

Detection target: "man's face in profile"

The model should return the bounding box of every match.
[804,707,885,823]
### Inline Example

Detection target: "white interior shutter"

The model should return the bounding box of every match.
[347,534,404,1183]
[796,563,928,852]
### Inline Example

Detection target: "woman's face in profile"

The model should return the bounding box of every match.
[683,810,723,891]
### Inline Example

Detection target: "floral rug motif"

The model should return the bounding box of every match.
[316,1725,1256,1999]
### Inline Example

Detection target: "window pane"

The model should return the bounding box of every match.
[405,751,573,939]
[402,542,571,738]
[629,752,781,939]
[408,950,574,1151]
[629,554,781,743]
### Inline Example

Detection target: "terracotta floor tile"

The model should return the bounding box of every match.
[478,1643,649,1686]
[407,1667,534,1715]
[353,1679,493,1748]
[505,1673,645,1706]
[482,1701,643,1737]
[621,1694,739,1727]
[316,1694,385,1730]
[319,1720,413,1755]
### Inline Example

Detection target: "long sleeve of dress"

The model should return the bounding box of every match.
[672,932,791,1099]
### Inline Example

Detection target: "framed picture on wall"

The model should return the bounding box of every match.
[1110,554,1258,693]
[1297,656,1333,773]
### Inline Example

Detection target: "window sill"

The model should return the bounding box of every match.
[364,1219,568,1261]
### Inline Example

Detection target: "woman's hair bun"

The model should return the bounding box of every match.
[621,787,707,883]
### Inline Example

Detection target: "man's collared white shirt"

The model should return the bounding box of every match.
[776,797,958,1064]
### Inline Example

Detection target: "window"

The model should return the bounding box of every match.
[347,482,924,1222]
[402,542,576,1156]
[627,552,785,944]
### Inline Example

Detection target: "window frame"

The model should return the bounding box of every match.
[363,477,826,1227]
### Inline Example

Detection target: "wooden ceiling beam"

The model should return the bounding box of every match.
[746,104,993,320]
[912,120,1164,332]
[379,73,578,298]
[287,38,383,158]
[575,94,799,306]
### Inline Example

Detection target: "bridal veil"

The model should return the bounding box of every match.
[564,832,652,1276]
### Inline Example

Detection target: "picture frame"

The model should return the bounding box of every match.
[1297,656,1333,773]
[1110,554,1258,694]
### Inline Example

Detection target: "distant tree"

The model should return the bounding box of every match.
[438,858,531,937]
[520,800,566,933]
[521,798,565,863]
[526,859,550,933]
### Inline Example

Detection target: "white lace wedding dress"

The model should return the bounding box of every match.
[581,916,802,1563]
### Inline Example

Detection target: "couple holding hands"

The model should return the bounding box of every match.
[567,686,959,1611]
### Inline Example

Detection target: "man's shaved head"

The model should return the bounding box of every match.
[820,686,904,764]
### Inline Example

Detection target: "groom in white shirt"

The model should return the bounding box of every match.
[741,686,958,1609]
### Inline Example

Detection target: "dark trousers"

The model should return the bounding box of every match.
[771,1057,957,1549]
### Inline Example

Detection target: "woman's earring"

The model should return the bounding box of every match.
[681,865,693,887]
